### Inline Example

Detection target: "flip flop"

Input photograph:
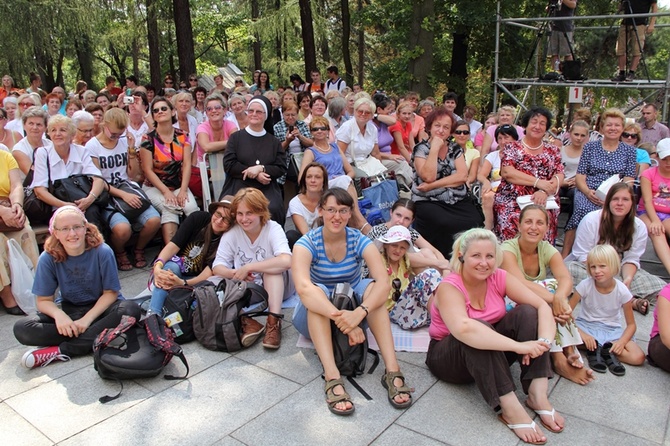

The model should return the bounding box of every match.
[498,414,547,445]
[526,403,564,433]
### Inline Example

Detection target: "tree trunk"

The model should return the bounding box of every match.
[251,0,262,69]
[356,0,364,86]
[173,0,196,81]
[449,31,469,115]
[299,0,317,79]
[340,0,353,87]
[74,34,95,89]
[146,0,162,88]
[408,0,434,97]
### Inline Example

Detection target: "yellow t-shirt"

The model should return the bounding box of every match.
[381,253,412,311]
[0,149,19,198]
[463,144,480,170]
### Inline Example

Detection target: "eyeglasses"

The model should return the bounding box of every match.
[54,225,86,234]
[164,80,174,85]
[77,128,94,134]
[207,105,223,112]
[235,80,244,84]
[247,109,266,115]
[19,102,33,107]
[392,278,402,302]
[189,78,198,81]
[357,110,372,116]
[212,211,230,224]
[310,126,329,132]
[453,130,470,135]
[323,207,351,216]
[622,132,638,139]
[152,106,169,114]
[104,126,124,139]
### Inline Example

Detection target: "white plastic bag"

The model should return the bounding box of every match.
[596,174,620,201]
[8,238,36,314]
[516,195,559,210]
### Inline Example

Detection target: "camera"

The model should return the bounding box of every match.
[123,96,135,105]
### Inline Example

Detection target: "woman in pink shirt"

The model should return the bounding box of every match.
[426,228,562,445]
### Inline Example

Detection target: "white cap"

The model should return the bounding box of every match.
[657,138,670,159]
[376,225,413,248]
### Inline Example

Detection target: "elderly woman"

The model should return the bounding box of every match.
[493,106,564,244]
[45,93,62,119]
[411,108,484,257]
[13,206,141,369]
[3,97,20,134]
[11,107,51,183]
[0,75,19,105]
[326,96,346,142]
[195,94,237,164]
[336,97,384,179]
[0,149,39,315]
[304,95,327,126]
[481,105,526,156]
[562,108,636,256]
[65,99,83,118]
[221,96,287,225]
[621,122,651,176]
[226,93,249,130]
[292,188,412,415]
[8,93,40,135]
[417,100,435,119]
[566,182,666,315]
[71,110,96,147]
[30,115,107,230]
[501,205,593,386]
[427,228,561,444]
[0,108,22,151]
[172,91,198,153]
[84,103,104,135]
[140,96,199,244]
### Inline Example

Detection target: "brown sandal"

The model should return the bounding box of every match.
[632,297,649,316]
[325,378,355,416]
[381,370,413,409]
[115,251,133,271]
[134,248,147,268]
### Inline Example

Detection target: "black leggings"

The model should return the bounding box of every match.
[13,300,141,357]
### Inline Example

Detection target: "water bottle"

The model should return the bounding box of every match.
[554,59,561,73]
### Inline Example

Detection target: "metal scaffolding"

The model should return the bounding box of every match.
[493,2,670,121]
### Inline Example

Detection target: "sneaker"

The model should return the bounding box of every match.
[21,346,70,369]
[611,72,626,82]
[240,316,265,347]
[625,71,635,82]
[262,314,282,349]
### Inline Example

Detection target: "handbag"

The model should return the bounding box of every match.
[23,187,51,225]
[109,180,151,221]
[362,179,399,222]
[355,156,387,177]
[51,174,110,207]
[7,238,37,314]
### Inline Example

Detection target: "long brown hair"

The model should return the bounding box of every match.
[45,222,104,263]
[598,182,636,254]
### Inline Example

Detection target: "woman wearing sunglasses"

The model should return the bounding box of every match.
[374,225,441,330]
[452,120,480,187]
[140,97,199,244]
[621,122,651,177]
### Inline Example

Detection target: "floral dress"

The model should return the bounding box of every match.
[493,141,564,244]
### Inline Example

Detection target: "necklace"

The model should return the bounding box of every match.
[314,141,330,153]
[521,138,543,151]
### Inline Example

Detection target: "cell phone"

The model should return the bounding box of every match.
[288,125,295,132]
[123,96,134,105]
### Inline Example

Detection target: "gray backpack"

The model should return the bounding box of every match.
[192,278,268,352]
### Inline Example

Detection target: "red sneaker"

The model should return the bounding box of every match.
[21,346,71,369]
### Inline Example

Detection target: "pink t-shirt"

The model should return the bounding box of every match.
[429,269,508,340]
[195,119,237,163]
[638,167,670,214]
[651,283,670,338]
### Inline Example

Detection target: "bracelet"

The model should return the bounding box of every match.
[538,337,552,345]
[90,191,98,199]
[359,304,369,317]
[533,178,539,188]
[360,222,370,232]
[554,175,561,196]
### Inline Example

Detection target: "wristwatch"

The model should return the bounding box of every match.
[538,337,552,345]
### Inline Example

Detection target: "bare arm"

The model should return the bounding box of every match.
[12,150,32,175]
[197,131,227,154]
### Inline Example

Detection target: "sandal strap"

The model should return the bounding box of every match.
[383,371,413,395]
[325,378,352,404]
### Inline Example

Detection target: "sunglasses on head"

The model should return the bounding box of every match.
[152,105,169,113]
[453,129,470,135]
[392,278,402,302]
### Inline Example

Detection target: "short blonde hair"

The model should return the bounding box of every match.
[171,92,193,107]
[450,228,502,274]
[586,244,621,277]
[599,108,625,131]
[354,97,375,114]
[103,107,129,130]
[47,114,76,137]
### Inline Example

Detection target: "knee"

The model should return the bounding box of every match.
[117,300,141,319]
[146,217,161,230]
[112,224,132,241]
[13,317,34,344]
[513,304,538,322]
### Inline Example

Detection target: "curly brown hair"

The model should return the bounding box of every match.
[44,222,104,262]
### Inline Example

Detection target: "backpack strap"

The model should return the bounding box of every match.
[93,315,137,351]
[143,314,190,379]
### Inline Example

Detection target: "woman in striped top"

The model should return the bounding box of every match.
[292,188,412,415]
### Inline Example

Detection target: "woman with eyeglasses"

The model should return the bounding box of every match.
[147,197,234,316]
[336,97,385,179]
[373,95,414,193]
[373,225,441,330]
[196,95,237,165]
[8,93,39,135]
[493,106,564,245]
[621,122,651,176]
[563,108,636,256]
[71,110,96,147]
[84,103,104,136]
[140,97,199,244]
[221,96,287,225]
[13,205,141,369]
[292,188,413,415]
[88,108,160,271]
[30,115,108,231]
[11,107,51,183]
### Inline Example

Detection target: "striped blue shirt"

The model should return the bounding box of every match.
[295,226,371,294]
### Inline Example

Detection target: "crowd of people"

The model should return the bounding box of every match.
[1,67,670,441]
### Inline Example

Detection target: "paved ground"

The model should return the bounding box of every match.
[2,237,670,446]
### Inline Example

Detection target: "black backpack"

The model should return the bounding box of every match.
[192,278,269,352]
[93,314,190,403]
[163,284,199,343]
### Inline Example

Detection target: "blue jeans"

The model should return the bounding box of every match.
[148,261,185,314]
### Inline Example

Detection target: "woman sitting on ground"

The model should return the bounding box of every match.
[373,225,442,330]
[286,162,328,247]
[292,188,412,415]
[13,206,141,369]
[373,95,413,192]
[147,197,234,316]
[426,228,562,444]
[648,282,670,373]
[566,182,666,315]
[501,205,593,386]
[88,108,161,270]
[213,188,292,349]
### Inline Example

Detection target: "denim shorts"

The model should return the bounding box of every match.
[103,206,160,230]
[292,279,373,339]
